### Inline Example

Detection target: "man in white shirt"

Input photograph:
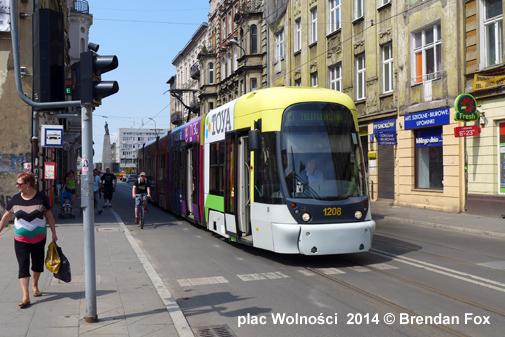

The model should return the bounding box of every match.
[302,157,324,183]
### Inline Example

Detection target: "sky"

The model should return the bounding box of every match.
[87,1,210,163]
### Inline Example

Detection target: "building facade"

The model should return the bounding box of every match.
[464,0,505,217]
[169,23,208,129]
[115,128,170,173]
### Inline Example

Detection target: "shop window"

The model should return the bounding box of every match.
[415,127,443,189]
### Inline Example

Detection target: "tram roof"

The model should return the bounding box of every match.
[234,87,356,116]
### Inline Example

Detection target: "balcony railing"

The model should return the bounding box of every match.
[241,0,263,13]
[71,0,90,15]
[190,63,200,79]
[171,112,184,126]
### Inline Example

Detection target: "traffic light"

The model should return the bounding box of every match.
[80,49,119,106]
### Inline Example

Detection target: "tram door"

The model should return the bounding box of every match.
[237,135,251,236]
[186,147,193,218]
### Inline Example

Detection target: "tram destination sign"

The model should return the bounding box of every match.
[454,125,481,138]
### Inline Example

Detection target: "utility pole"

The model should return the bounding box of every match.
[81,104,98,322]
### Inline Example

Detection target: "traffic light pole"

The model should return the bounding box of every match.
[81,104,98,323]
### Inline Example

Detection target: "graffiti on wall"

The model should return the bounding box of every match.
[0,193,12,211]
[0,153,31,172]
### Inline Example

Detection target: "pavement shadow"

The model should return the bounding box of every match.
[177,291,270,318]
[33,289,117,304]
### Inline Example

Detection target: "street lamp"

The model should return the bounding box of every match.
[228,38,247,94]
[148,117,157,137]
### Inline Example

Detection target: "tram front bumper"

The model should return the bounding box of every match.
[296,220,376,255]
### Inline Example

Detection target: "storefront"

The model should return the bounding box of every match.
[396,107,465,212]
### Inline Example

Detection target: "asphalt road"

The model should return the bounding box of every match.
[111,181,505,337]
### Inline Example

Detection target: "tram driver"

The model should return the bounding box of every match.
[300,156,325,183]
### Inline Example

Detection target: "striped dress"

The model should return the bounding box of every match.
[7,192,49,244]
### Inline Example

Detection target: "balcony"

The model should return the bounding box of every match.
[190,63,200,79]
[171,111,184,126]
[71,0,90,15]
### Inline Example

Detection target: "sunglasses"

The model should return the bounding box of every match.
[16,182,25,187]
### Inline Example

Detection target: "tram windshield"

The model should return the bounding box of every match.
[281,102,367,200]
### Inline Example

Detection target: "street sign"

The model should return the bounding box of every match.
[454,125,481,138]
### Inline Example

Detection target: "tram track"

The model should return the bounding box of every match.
[374,233,505,273]
[298,252,505,337]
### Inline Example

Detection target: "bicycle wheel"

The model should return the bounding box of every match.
[140,208,144,229]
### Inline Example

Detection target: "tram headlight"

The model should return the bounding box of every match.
[354,211,363,220]
[301,212,311,222]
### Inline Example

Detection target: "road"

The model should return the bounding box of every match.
[111,181,505,337]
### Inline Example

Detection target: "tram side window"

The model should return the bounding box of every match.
[210,141,225,196]
[254,132,283,204]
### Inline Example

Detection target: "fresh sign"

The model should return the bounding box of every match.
[454,93,478,121]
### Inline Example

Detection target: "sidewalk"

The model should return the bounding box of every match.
[371,201,505,238]
[0,205,194,337]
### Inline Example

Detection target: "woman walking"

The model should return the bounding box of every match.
[0,172,58,308]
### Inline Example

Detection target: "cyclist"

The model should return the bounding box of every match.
[132,172,151,224]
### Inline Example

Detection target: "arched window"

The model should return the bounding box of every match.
[209,62,214,84]
[80,38,85,53]
[250,25,257,54]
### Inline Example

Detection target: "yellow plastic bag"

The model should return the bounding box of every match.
[45,242,61,273]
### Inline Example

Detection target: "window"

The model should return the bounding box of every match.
[208,62,214,84]
[254,133,283,204]
[227,52,232,77]
[382,43,393,93]
[209,141,225,196]
[250,25,258,54]
[415,127,443,189]
[483,0,503,67]
[329,64,342,91]
[222,18,226,41]
[311,72,318,87]
[356,54,366,100]
[295,19,302,52]
[250,78,258,91]
[275,30,284,62]
[310,8,318,44]
[295,79,301,86]
[328,0,342,34]
[221,57,226,78]
[412,24,442,84]
[354,0,364,20]
[228,12,232,36]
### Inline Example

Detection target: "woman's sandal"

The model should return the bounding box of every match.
[18,300,30,308]
[33,290,42,297]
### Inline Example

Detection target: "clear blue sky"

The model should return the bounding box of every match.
[88,1,209,163]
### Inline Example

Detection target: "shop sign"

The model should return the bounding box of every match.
[415,127,443,147]
[377,132,397,145]
[454,125,480,138]
[404,107,450,130]
[454,93,478,122]
[374,118,397,145]
[473,72,505,91]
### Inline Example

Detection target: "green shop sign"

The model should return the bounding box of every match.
[454,93,478,121]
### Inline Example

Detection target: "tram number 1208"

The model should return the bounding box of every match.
[323,207,342,216]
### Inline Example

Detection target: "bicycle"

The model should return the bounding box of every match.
[135,194,149,229]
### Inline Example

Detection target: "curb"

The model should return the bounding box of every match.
[384,216,505,239]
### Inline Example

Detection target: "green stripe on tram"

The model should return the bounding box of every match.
[204,195,224,222]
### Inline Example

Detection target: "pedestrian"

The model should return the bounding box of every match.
[132,172,151,224]
[65,170,78,208]
[93,169,103,215]
[0,172,58,308]
[101,168,117,208]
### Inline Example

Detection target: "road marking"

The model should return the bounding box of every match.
[348,266,370,273]
[237,272,289,281]
[372,263,399,270]
[298,269,316,276]
[371,248,505,293]
[313,267,345,275]
[177,276,229,287]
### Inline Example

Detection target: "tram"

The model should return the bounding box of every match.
[138,87,376,255]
